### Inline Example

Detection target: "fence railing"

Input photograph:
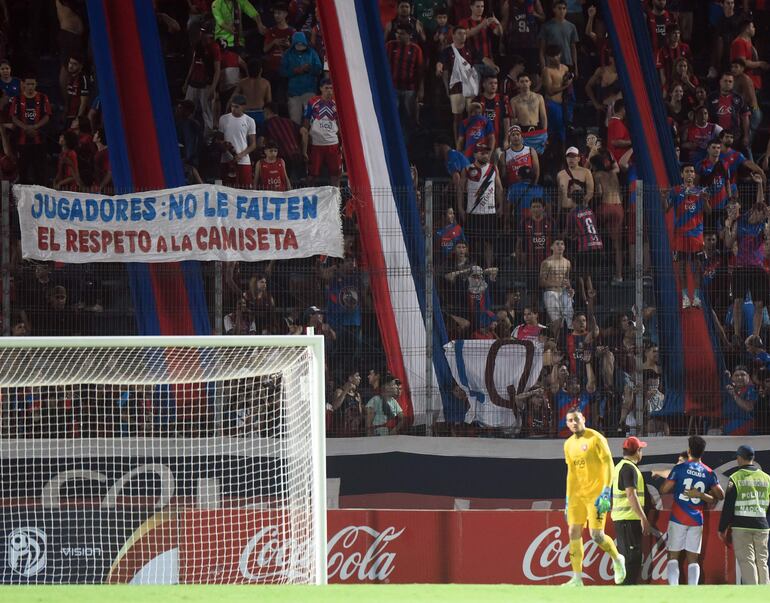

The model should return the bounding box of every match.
[2,179,768,439]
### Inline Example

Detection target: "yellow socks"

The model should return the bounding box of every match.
[598,534,620,560]
[569,539,584,574]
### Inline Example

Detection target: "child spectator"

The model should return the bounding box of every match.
[254,139,291,191]
[53,130,82,191]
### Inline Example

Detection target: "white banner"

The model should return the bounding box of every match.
[444,339,543,428]
[14,184,344,263]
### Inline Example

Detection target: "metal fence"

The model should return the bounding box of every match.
[2,179,768,440]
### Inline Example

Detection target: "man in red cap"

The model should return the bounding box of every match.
[611,436,651,585]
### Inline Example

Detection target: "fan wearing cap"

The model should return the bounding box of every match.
[457,142,503,268]
[218,94,257,187]
[611,436,651,585]
[556,147,594,228]
[718,444,770,585]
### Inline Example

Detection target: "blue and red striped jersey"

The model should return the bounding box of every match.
[696,157,730,211]
[668,185,708,238]
[666,460,719,526]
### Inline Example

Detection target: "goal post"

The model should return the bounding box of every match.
[0,335,327,585]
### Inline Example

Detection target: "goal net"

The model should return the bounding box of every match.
[0,336,326,585]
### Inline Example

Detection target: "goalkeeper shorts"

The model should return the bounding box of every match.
[567,496,607,530]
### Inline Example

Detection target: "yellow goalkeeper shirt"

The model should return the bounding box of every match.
[564,428,614,500]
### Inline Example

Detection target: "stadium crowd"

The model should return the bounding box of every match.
[3,1,770,439]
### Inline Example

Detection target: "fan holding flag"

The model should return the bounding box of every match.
[436,24,498,141]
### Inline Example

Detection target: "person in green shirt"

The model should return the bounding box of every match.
[211,0,262,48]
[718,444,770,585]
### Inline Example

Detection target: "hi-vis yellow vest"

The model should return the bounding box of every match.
[611,458,645,521]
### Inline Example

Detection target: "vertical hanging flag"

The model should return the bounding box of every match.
[87,0,210,336]
[318,0,453,422]
[600,0,725,418]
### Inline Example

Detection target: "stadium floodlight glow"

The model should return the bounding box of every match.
[0,336,327,585]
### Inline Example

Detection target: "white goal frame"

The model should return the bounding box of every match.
[0,334,328,585]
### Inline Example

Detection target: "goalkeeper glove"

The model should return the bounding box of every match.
[594,487,611,516]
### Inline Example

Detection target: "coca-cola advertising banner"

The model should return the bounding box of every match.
[2,508,737,584]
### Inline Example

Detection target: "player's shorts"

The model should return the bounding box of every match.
[567,496,607,530]
[667,522,703,553]
[309,144,342,178]
[522,127,547,155]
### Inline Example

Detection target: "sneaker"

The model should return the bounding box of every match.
[613,553,627,585]
[692,293,702,308]
[562,574,584,586]
[682,293,691,309]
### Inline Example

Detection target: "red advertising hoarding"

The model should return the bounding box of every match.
[174,509,736,585]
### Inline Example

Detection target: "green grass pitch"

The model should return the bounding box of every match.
[0,584,766,603]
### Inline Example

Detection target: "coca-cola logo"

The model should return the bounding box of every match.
[239,525,404,583]
[328,526,403,582]
[522,526,670,583]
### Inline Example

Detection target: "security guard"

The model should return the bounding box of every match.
[611,436,651,585]
[718,444,770,585]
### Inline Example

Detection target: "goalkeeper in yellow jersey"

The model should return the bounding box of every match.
[562,406,625,586]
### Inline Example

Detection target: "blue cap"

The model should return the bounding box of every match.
[737,444,755,459]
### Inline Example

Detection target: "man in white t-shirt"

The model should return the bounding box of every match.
[301,78,342,186]
[219,94,257,187]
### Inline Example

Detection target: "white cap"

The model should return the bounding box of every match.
[565,146,580,156]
